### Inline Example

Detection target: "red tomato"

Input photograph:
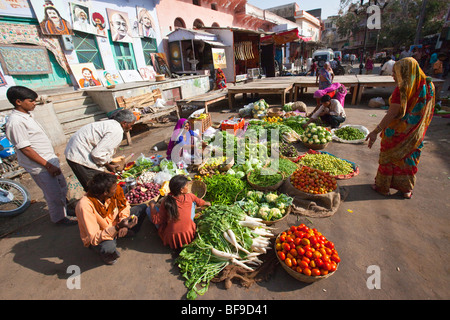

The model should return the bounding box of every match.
[303,268,312,276]
[321,269,329,276]
[311,268,321,276]
[285,258,292,267]
[323,262,332,271]
[331,254,341,263]
[289,249,298,258]
[295,266,303,273]
[278,251,286,261]
[305,250,313,259]
[315,258,324,268]
[290,243,296,250]
[294,237,302,246]
[290,225,297,232]
[299,261,309,269]
[325,241,335,249]
[279,235,286,242]
[297,247,305,256]
[283,243,291,252]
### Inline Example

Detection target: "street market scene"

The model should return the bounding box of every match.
[0,0,449,306]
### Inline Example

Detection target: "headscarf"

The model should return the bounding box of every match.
[166,118,188,159]
[380,57,435,164]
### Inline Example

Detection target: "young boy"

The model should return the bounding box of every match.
[433,54,445,79]
[5,86,76,225]
[304,94,346,129]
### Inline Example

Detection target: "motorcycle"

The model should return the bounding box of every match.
[0,118,30,217]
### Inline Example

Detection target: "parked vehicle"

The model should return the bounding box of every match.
[312,49,334,67]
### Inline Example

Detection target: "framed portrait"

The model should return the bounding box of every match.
[70,2,95,35]
[138,66,156,81]
[106,8,133,43]
[0,44,52,75]
[0,71,7,87]
[212,48,227,69]
[70,62,103,88]
[91,10,108,37]
[30,0,73,35]
[119,69,144,83]
[151,53,172,78]
[97,69,124,87]
[136,7,157,38]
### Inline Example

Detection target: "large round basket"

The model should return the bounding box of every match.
[275,233,338,283]
[219,157,235,172]
[301,141,329,150]
[263,205,291,226]
[267,107,285,118]
[188,180,207,199]
[247,171,285,192]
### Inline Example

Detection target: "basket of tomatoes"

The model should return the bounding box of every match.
[289,166,337,195]
[275,224,340,283]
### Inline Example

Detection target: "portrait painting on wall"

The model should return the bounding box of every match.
[97,69,124,87]
[168,42,182,72]
[30,0,73,35]
[70,62,103,89]
[106,8,133,43]
[91,11,107,37]
[70,2,93,34]
[151,53,172,78]
[136,7,157,38]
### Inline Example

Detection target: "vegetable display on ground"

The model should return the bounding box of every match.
[275,224,340,278]
[334,126,366,141]
[298,153,354,176]
[290,166,337,194]
[236,191,293,221]
[203,174,250,204]
[125,182,160,204]
[301,123,332,145]
[247,167,283,188]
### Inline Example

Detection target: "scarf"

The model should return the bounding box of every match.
[86,185,128,219]
[166,118,188,159]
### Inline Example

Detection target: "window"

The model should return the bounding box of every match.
[211,3,217,10]
[108,31,136,70]
[141,37,158,66]
[193,19,204,29]
[72,31,104,69]
[174,17,186,29]
[193,0,201,6]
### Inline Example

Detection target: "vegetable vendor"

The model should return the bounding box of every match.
[304,95,346,129]
[166,118,204,164]
[148,175,211,250]
[75,173,147,265]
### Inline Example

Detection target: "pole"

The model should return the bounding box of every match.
[414,0,428,45]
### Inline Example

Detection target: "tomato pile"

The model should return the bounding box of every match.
[275,224,340,277]
[290,166,337,194]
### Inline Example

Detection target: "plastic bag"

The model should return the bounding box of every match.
[368,97,385,108]
[153,169,174,185]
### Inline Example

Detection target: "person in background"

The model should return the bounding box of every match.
[380,56,395,76]
[5,86,76,225]
[365,56,374,74]
[304,94,346,129]
[148,175,210,250]
[166,118,203,163]
[65,109,136,191]
[366,58,435,199]
[432,53,446,79]
[75,172,147,265]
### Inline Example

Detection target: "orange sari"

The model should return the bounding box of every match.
[375,58,435,194]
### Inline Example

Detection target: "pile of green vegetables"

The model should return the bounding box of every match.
[248,167,283,187]
[283,116,309,135]
[236,191,293,221]
[279,142,299,158]
[299,153,354,176]
[203,174,250,204]
[176,204,274,300]
[334,126,366,141]
[278,158,299,176]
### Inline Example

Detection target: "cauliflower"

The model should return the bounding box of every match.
[265,193,278,203]
[269,208,282,220]
[277,202,285,209]
[258,206,270,218]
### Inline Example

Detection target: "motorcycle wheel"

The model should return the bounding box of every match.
[0,178,31,217]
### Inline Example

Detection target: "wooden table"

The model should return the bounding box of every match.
[355,75,445,104]
[176,89,228,113]
[293,75,360,105]
[227,81,294,109]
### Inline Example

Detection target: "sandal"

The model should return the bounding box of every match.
[403,191,413,199]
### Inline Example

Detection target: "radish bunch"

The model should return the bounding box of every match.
[126,182,161,204]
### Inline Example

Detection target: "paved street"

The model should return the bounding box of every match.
[0,82,449,304]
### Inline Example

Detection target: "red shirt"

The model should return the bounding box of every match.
[151,193,205,249]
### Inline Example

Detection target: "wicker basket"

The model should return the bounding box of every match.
[187,180,207,199]
[301,141,329,150]
[267,107,285,118]
[247,170,285,191]
[275,233,338,283]
[189,113,212,134]
[218,157,235,172]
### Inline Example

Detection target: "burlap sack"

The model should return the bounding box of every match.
[279,177,341,218]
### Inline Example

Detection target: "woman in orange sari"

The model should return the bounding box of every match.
[366,58,435,199]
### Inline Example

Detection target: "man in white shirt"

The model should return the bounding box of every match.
[5,86,76,225]
[304,95,346,129]
[65,109,136,191]
[380,57,395,75]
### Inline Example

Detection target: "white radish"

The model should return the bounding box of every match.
[252,228,274,237]
[231,258,254,272]
[244,216,263,222]
[211,248,239,260]
[224,230,251,255]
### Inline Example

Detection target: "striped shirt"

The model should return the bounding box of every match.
[64,120,124,170]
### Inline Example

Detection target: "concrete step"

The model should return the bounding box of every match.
[55,102,100,119]
[47,90,87,102]
[53,95,94,111]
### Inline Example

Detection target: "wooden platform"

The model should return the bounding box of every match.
[176,89,228,113]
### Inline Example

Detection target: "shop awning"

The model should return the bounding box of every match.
[203,40,229,47]
[261,28,307,45]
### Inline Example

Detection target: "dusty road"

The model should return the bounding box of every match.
[0,84,449,305]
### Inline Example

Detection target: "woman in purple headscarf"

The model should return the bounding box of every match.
[166,119,199,162]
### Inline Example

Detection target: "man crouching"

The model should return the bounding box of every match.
[75,172,147,265]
